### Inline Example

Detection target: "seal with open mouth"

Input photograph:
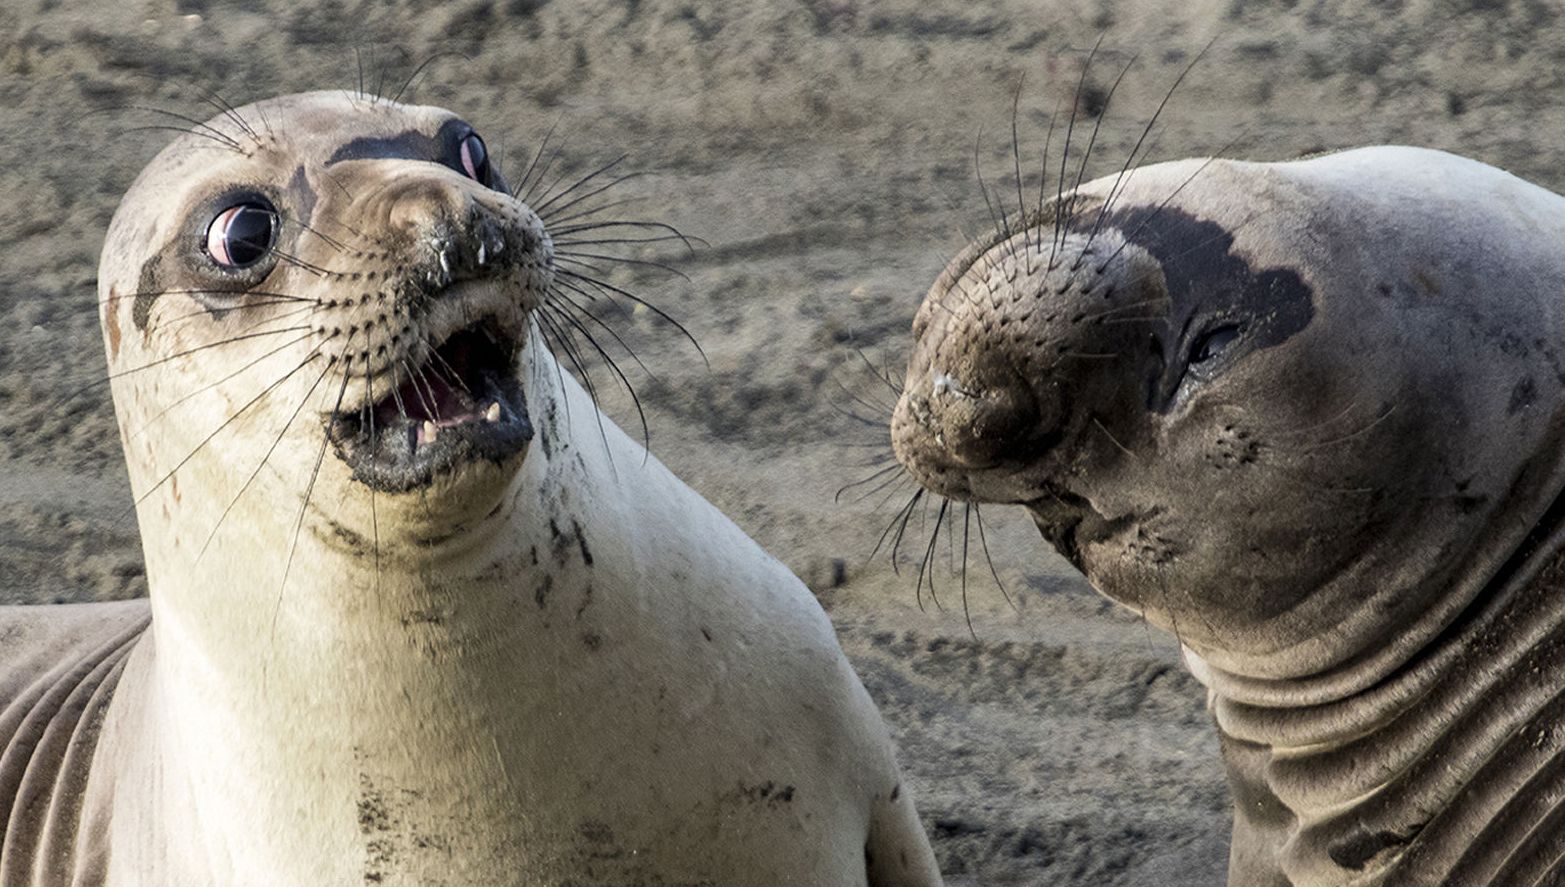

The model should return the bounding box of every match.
[892,146,1565,885]
[0,91,942,886]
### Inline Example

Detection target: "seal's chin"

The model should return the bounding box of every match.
[329,317,533,493]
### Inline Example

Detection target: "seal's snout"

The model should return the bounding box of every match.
[893,228,1161,503]
[897,356,1051,470]
[310,149,554,493]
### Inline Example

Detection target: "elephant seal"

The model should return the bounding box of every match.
[0,91,942,886]
[892,146,1565,885]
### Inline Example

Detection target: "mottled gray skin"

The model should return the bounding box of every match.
[0,92,942,886]
[893,147,1565,885]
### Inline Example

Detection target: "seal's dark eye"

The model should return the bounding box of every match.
[1190,325,1241,365]
[205,202,277,269]
[459,133,491,186]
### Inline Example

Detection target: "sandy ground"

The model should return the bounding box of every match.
[5,0,1565,883]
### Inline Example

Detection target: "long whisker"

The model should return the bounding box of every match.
[62,326,314,405]
[198,343,335,559]
[128,331,316,441]
[1059,52,1138,262]
[138,337,334,510]
[960,504,977,639]
[974,504,1016,610]
[834,463,904,504]
[273,349,357,635]
[531,155,629,216]
[542,301,651,454]
[915,497,950,610]
[554,268,707,366]
[1050,34,1104,268]
[1081,40,1214,256]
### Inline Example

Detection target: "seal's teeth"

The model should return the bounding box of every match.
[484,402,501,423]
[439,249,452,279]
[420,420,439,446]
[477,243,487,266]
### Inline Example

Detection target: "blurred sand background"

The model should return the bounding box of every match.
[4,0,1564,883]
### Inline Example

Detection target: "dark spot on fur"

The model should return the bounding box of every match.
[1452,493,1487,515]
[576,583,593,619]
[1328,825,1422,871]
[700,626,713,642]
[529,545,539,566]
[1511,376,1538,415]
[401,608,444,626]
[572,519,594,566]
[582,631,603,650]
[730,781,796,807]
[105,285,123,359]
[549,518,570,563]
[286,164,317,225]
[534,574,553,609]
[891,783,901,801]
[327,519,369,554]
[133,253,165,331]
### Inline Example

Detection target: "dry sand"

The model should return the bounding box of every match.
[4,0,1565,883]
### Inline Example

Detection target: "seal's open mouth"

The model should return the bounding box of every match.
[329,316,532,492]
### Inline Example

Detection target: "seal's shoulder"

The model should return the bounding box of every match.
[0,601,149,883]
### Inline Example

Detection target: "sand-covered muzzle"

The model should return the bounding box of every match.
[890,218,1164,507]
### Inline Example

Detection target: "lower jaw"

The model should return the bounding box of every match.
[331,376,534,495]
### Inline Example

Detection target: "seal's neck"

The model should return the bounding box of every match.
[1192,504,1565,884]
[113,343,640,882]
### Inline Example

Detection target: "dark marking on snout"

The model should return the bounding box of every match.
[326,128,442,167]
[1093,205,1314,407]
[325,119,471,170]
[287,164,318,225]
[133,253,165,332]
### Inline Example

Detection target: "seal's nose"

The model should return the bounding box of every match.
[891,302,1064,499]
[915,363,1048,468]
[385,171,487,234]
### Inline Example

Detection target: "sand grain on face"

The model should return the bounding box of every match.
[5,1,1564,883]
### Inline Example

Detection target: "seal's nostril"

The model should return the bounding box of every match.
[922,369,1048,469]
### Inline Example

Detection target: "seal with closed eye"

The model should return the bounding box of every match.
[893,146,1565,885]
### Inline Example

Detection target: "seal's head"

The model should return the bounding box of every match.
[893,151,1565,683]
[98,91,552,547]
